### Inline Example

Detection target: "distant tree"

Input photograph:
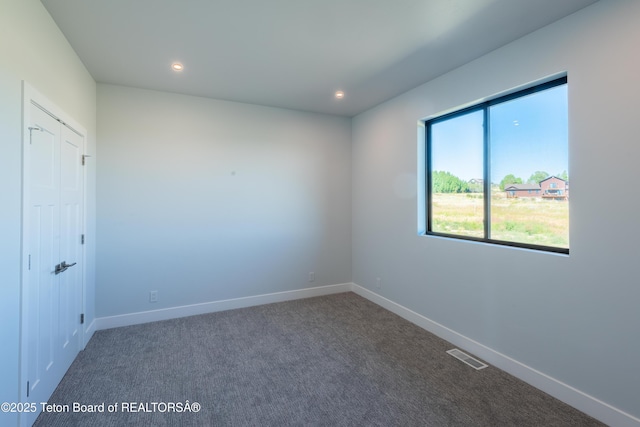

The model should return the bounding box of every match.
[432,171,470,193]
[558,170,569,181]
[527,171,549,184]
[499,174,522,191]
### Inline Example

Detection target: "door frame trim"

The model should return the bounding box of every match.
[20,82,88,426]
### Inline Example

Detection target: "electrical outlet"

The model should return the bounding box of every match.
[149,290,158,303]
[309,272,315,282]
[376,277,381,289]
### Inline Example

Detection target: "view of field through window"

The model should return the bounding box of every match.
[428,80,569,250]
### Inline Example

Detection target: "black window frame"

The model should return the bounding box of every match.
[425,76,569,255]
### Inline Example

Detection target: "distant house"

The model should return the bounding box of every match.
[467,178,484,193]
[540,176,569,200]
[504,176,568,200]
[504,184,541,198]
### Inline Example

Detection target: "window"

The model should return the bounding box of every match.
[425,77,569,254]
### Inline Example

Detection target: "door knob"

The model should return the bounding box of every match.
[54,263,65,275]
[54,261,77,275]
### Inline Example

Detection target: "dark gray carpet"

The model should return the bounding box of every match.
[34,292,604,426]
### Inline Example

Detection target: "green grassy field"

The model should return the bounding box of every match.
[431,193,569,248]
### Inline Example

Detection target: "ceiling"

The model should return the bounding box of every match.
[41,0,598,117]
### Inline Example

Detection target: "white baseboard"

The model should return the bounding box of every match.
[96,283,352,331]
[351,283,640,427]
[83,318,97,348]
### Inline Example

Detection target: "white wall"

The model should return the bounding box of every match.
[96,85,351,317]
[352,0,640,422]
[0,0,96,425]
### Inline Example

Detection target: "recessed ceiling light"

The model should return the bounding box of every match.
[335,91,345,99]
[171,62,184,72]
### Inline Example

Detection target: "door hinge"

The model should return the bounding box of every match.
[82,154,91,166]
[80,313,85,324]
[81,234,85,245]
[27,381,30,398]
[28,127,42,144]
[28,254,31,270]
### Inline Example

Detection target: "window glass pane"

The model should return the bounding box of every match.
[430,110,484,238]
[489,84,569,248]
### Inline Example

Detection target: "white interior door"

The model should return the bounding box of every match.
[57,123,84,373]
[26,106,61,408]
[22,99,85,426]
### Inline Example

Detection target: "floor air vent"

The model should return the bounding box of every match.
[446,348,488,370]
